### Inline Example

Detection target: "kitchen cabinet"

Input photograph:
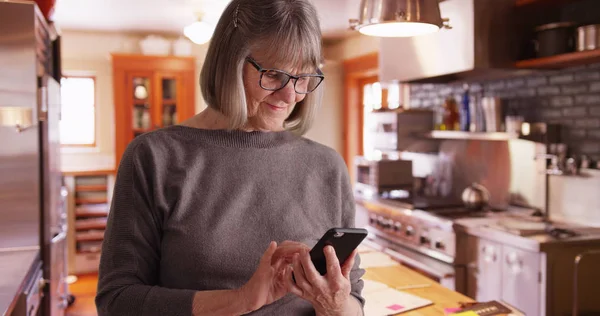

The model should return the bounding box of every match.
[111,54,196,167]
[468,237,542,316]
[501,245,541,316]
[472,239,503,302]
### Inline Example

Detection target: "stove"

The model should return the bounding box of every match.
[363,195,486,265]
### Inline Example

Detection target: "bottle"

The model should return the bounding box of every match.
[460,84,471,132]
[441,97,459,131]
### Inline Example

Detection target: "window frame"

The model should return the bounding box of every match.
[59,75,97,148]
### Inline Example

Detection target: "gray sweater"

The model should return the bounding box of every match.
[96,125,365,316]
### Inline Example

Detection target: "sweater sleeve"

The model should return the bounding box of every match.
[339,158,366,308]
[95,140,196,316]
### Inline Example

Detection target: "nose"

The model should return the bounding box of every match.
[274,79,297,104]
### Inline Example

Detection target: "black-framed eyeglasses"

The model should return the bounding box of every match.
[246,57,324,94]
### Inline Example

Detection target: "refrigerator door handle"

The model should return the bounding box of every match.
[0,106,36,132]
[51,230,67,244]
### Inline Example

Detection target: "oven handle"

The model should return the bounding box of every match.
[369,236,455,280]
[384,248,455,279]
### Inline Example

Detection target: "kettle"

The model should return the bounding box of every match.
[461,183,490,210]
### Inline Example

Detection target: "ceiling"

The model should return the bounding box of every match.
[52,0,363,40]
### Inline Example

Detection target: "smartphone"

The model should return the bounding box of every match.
[309,228,368,275]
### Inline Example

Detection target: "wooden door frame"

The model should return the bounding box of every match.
[342,52,378,181]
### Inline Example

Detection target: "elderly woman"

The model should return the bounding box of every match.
[95,0,365,315]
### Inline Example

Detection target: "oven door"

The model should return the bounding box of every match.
[364,234,466,293]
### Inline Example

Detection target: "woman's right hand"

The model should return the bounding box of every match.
[238,241,290,312]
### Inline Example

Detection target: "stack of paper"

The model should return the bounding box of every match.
[363,280,433,316]
[359,251,400,268]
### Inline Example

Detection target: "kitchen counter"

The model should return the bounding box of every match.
[364,263,472,315]
[358,196,600,253]
[455,217,600,252]
[0,248,41,316]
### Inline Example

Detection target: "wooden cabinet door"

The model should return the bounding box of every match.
[501,245,541,316]
[128,73,155,133]
[154,72,184,128]
[474,238,503,301]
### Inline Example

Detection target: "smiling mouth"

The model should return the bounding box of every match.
[266,103,286,111]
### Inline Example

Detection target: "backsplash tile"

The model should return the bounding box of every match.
[408,63,600,160]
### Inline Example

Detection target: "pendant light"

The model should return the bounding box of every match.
[184,12,215,45]
[349,0,451,37]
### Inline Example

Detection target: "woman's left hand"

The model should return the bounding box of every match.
[285,245,358,316]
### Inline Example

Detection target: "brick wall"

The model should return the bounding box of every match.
[408,63,600,161]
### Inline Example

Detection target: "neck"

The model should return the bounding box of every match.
[181,107,230,130]
[180,107,282,132]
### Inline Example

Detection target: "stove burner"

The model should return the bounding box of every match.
[546,227,579,239]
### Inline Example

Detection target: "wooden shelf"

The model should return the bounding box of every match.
[62,169,115,176]
[75,218,107,231]
[133,99,149,106]
[423,130,519,141]
[163,99,176,105]
[515,0,578,7]
[515,49,600,69]
[75,204,109,218]
[76,248,102,255]
[76,230,105,242]
[76,197,108,205]
[75,184,108,192]
[76,210,108,218]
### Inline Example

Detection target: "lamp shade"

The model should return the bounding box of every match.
[349,0,450,37]
[184,21,215,45]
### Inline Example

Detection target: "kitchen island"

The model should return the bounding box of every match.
[363,262,473,315]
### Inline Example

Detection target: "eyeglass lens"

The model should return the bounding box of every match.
[261,70,321,93]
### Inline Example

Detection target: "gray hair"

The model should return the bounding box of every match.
[199,0,324,135]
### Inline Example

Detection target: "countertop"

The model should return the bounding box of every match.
[0,248,41,316]
[357,197,600,253]
[362,250,473,315]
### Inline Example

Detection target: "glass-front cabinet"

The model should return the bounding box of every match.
[112,54,196,167]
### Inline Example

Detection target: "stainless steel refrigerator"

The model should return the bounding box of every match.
[0,1,68,315]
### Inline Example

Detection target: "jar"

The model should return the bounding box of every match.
[577,24,600,51]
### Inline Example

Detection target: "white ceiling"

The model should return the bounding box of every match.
[52,0,362,40]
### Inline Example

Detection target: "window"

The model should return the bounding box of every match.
[60,76,96,146]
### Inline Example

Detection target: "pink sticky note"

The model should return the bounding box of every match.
[444,307,463,315]
[386,304,405,311]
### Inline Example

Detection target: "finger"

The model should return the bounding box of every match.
[276,242,310,263]
[341,250,357,280]
[292,253,312,291]
[299,249,322,285]
[287,267,305,297]
[260,241,278,267]
[273,257,286,275]
[324,245,342,280]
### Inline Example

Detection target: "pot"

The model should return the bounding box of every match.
[461,183,490,210]
[534,22,577,57]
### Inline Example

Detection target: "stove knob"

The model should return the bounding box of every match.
[405,226,414,236]
[369,215,377,225]
[377,216,385,227]
[383,219,392,229]
[435,241,445,250]
[393,222,402,232]
[420,236,430,245]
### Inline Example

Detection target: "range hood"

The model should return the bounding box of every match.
[379,0,522,83]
